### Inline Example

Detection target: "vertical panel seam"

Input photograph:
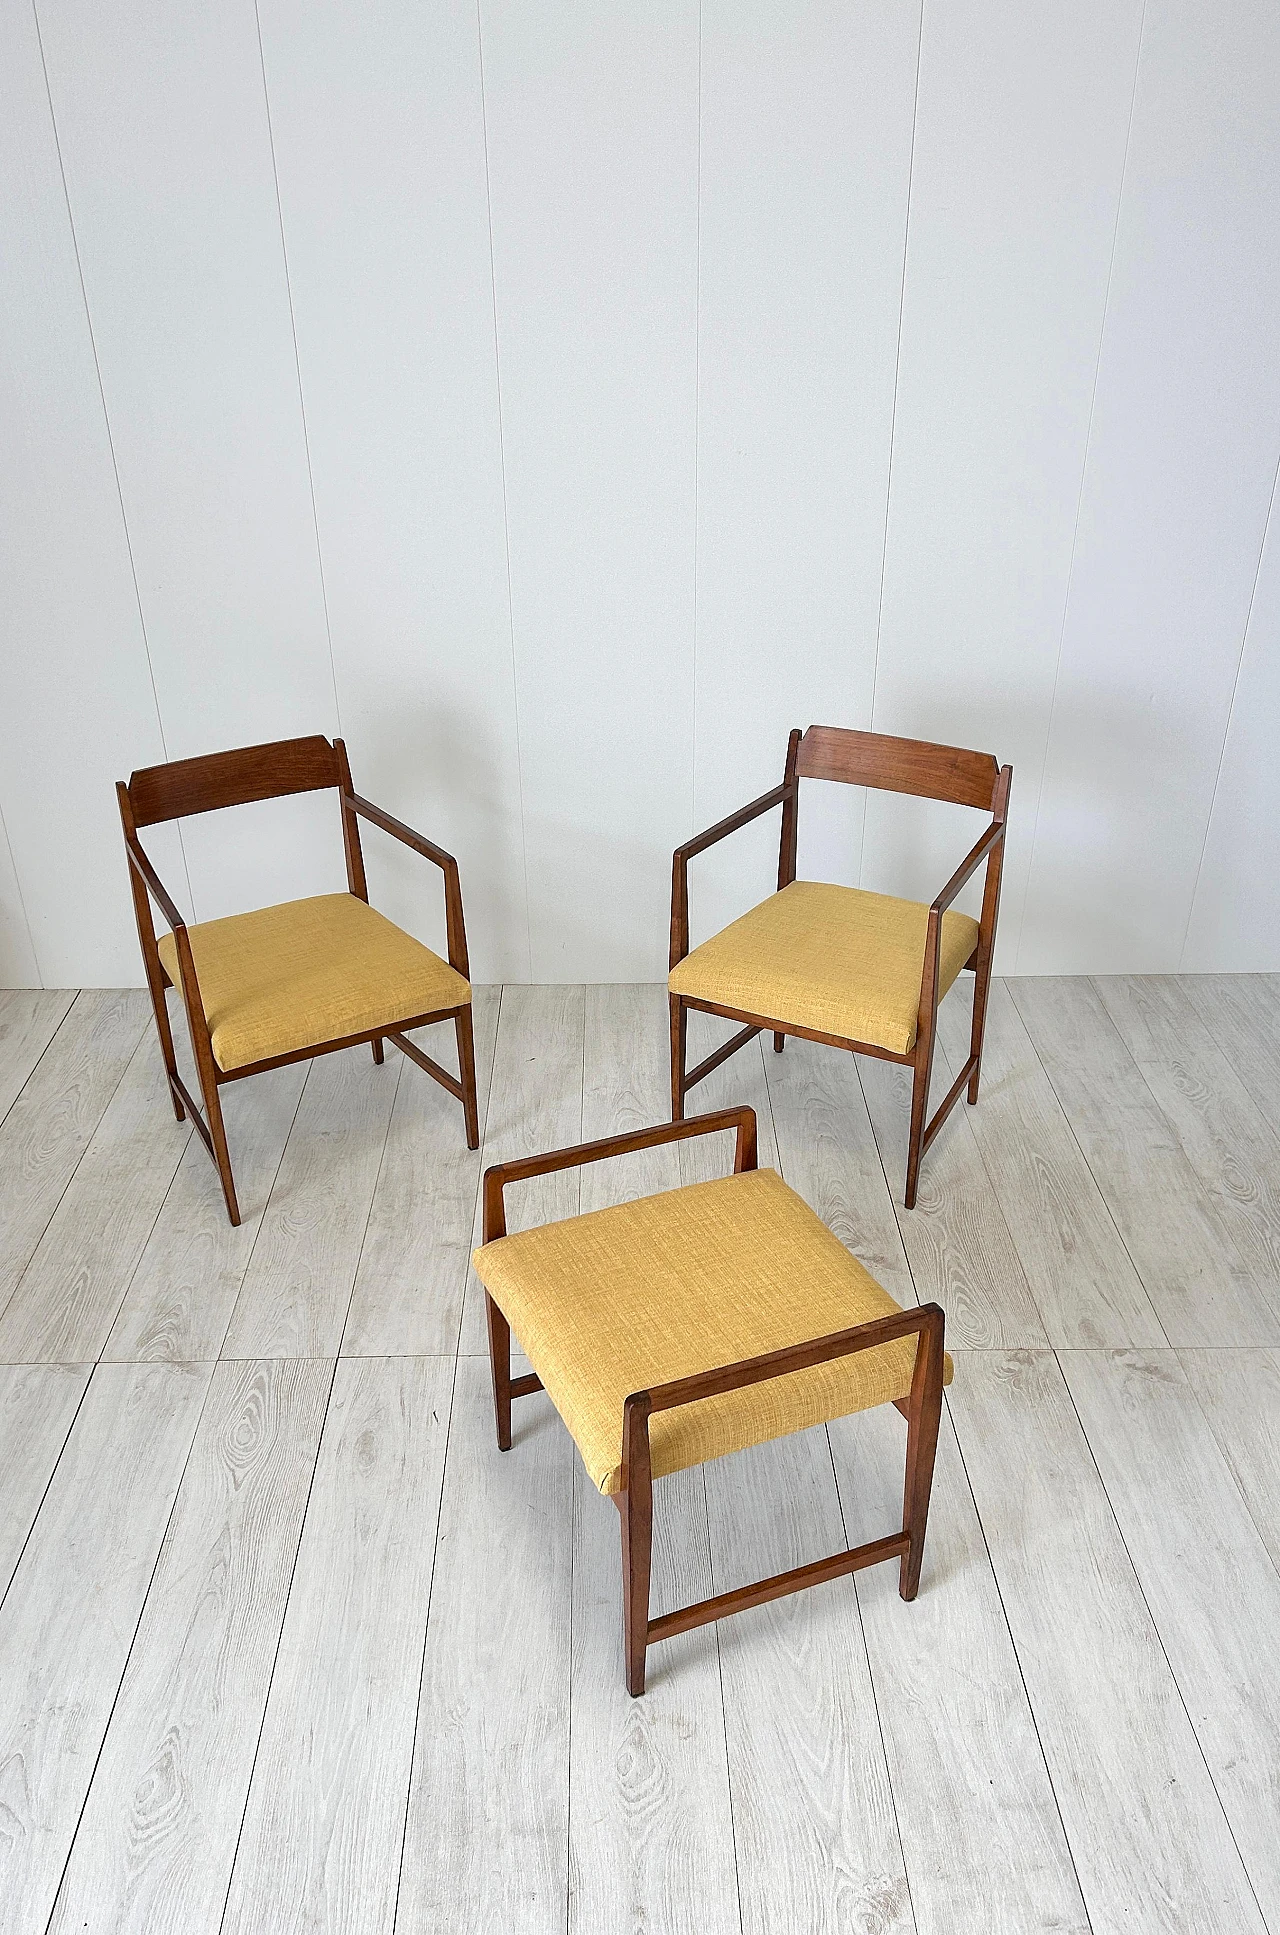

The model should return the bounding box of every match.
[1177,444,1280,970]
[0,796,42,987]
[858,0,925,888]
[29,0,198,921]
[1013,0,1147,971]
[252,0,343,741]
[475,0,534,982]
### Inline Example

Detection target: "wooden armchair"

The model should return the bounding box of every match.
[669,726,1012,1208]
[473,1105,948,1695]
[117,734,478,1225]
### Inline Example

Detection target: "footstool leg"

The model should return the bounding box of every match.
[621,1394,654,1697]
[485,1293,513,1452]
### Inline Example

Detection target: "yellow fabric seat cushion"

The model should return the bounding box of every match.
[157,892,470,1072]
[473,1167,951,1495]
[669,879,979,1056]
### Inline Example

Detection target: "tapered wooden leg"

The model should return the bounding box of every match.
[371,1036,384,1065]
[621,1391,654,1696]
[669,994,687,1123]
[147,980,185,1120]
[773,1031,785,1053]
[904,1016,937,1212]
[967,949,994,1105]
[204,1077,241,1228]
[485,1293,512,1451]
[456,1005,480,1149]
[900,1316,945,1601]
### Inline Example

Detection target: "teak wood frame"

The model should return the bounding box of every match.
[670,725,1013,1209]
[117,733,479,1227]
[480,1105,946,1696]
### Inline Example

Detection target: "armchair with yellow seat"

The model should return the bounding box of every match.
[669,725,1012,1208]
[117,734,478,1226]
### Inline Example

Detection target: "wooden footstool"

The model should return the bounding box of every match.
[473,1106,950,1696]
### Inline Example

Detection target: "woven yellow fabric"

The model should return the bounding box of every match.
[157,892,470,1072]
[473,1167,951,1495]
[669,879,979,1055]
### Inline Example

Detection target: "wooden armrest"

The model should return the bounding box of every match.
[124,834,187,934]
[674,782,792,864]
[344,791,456,873]
[930,819,1004,915]
[632,1301,944,1418]
[482,1106,757,1241]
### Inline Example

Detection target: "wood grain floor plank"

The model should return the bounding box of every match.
[705,1430,914,1935]
[0,1033,192,1364]
[0,989,75,1127]
[0,1359,212,1935]
[457,984,585,1355]
[0,990,149,1325]
[222,1356,452,1935]
[830,1403,1090,1934]
[0,1363,90,1602]
[858,1038,1048,1349]
[1178,1346,1280,1572]
[397,1356,573,1935]
[1061,1347,1280,1927]
[568,983,738,1935]
[763,1032,917,1311]
[1010,977,1280,1346]
[46,1357,331,1935]
[1181,973,1280,1125]
[101,1064,309,1363]
[342,990,501,1357]
[934,981,1165,1347]
[947,1349,1267,1934]
[1095,974,1280,1319]
[220,1049,400,1360]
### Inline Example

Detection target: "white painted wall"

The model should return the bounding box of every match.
[2,0,1277,987]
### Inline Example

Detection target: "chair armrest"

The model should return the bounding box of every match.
[632,1300,944,1417]
[344,790,470,979]
[930,818,1004,916]
[344,791,457,872]
[481,1106,757,1241]
[123,833,188,935]
[671,782,794,968]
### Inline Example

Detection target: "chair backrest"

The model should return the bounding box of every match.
[124,735,343,827]
[794,725,1000,813]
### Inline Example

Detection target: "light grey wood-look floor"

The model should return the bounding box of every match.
[1,975,1279,1934]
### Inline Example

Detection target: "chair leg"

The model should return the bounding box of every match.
[904,1015,936,1212]
[371,1036,384,1065]
[146,979,185,1122]
[204,1076,241,1228]
[620,1478,653,1698]
[900,1343,945,1602]
[967,951,995,1106]
[773,1031,785,1054]
[669,994,687,1122]
[485,1293,513,1451]
[456,1006,480,1150]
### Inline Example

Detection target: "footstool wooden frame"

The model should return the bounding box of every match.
[477,1106,946,1696]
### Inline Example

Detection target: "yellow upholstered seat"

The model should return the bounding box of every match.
[473,1166,953,1495]
[157,891,470,1073]
[668,879,979,1055]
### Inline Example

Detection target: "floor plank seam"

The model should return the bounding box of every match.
[330,1051,406,1362]
[0,1366,95,1623]
[0,989,79,1133]
[1052,1349,1272,1931]
[943,1373,1099,1935]
[213,1353,343,1935]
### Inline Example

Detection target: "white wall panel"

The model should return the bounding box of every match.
[258,0,527,981]
[1020,0,1280,972]
[0,818,40,990]
[481,1,699,980]
[690,0,920,948]
[865,0,1144,957]
[36,0,340,928]
[0,0,171,987]
[1182,476,1280,970]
